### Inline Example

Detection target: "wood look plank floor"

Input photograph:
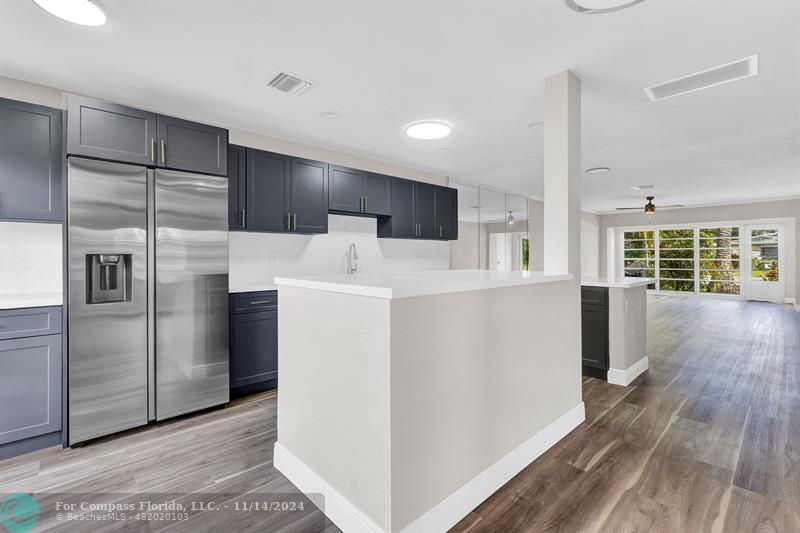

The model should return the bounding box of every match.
[1,296,797,532]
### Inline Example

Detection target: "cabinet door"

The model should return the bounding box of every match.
[435,186,458,240]
[246,149,290,232]
[414,182,436,239]
[67,95,157,166]
[0,98,63,222]
[328,165,362,214]
[581,304,608,370]
[290,157,328,234]
[228,144,246,230]
[0,335,62,444]
[157,115,228,176]
[384,178,415,238]
[230,310,278,389]
[362,172,392,216]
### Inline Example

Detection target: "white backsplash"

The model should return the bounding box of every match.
[0,221,63,308]
[229,215,451,292]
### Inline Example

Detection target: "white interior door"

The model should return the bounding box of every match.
[743,224,784,303]
[491,233,508,271]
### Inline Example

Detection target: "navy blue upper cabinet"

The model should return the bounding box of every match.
[378,178,416,239]
[0,98,63,222]
[245,148,290,232]
[156,115,227,176]
[329,165,392,217]
[67,95,228,176]
[329,165,363,214]
[362,172,392,216]
[228,144,246,230]
[435,186,459,240]
[414,182,436,239]
[289,157,328,234]
[67,95,157,166]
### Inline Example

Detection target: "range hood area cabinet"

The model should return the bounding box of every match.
[228,145,329,234]
[377,179,458,240]
[0,98,63,222]
[66,95,228,177]
[328,165,392,216]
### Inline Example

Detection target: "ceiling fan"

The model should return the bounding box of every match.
[616,196,683,214]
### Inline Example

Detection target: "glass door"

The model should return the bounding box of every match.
[743,224,784,303]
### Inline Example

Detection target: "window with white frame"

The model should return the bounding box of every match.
[623,230,656,289]
[620,225,742,295]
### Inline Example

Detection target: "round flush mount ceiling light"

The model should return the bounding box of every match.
[405,121,452,140]
[563,0,646,14]
[32,0,106,26]
[586,167,610,174]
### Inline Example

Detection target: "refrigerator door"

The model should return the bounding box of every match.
[68,158,148,444]
[155,169,229,420]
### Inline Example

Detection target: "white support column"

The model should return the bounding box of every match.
[543,70,581,276]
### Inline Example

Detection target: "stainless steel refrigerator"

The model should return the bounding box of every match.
[67,157,229,445]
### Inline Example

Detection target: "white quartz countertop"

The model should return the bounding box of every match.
[229,285,278,294]
[581,276,655,289]
[0,292,63,310]
[275,269,573,299]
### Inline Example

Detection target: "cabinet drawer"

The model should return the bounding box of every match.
[0,307,62,341]
[581,286,608,306]
[230,291,278,314]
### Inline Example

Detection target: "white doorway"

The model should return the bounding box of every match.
[743,224,784,303]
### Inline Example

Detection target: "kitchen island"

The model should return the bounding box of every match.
[581,276,654,386]
[273,270,585,533]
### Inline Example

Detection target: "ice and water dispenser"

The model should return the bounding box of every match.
[86,253,133,304]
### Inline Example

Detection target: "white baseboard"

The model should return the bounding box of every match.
[786,297,797,305]
[275,402,586,533]
[607,356,649,386]
[795,303,800,313]
[401,402,585,532]
[274,443,385,532]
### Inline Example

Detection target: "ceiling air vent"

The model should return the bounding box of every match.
[644,55,758,102]
[267,72,313,95]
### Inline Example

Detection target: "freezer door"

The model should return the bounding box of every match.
[68,158,148,444]
[155,169,229,420]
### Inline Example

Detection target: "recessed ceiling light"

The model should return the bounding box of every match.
[405,121,452,140]
[32,0,106,26]
[528,122,543,129]
[644,55,759,102]
[563,0,646,15]
[320,112,339,119]
[630,184,655,190]
[586,167,610,174]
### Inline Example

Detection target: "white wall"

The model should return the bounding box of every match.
[599,199,800,301]
[230,215,450,292]
[580,212,600,278]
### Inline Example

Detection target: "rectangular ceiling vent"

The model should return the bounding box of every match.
[267,72,313,95]
[644,55,759,102]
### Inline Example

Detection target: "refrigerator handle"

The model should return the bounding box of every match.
[147,170,156,421]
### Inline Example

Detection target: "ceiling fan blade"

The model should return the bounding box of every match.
[659,204,684,208]
[615,207,644,210]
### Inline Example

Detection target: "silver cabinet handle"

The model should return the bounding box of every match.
[239,209,245,227]
[292,213,297,231]
[287,212,292,231]
[364,197,368,212]
[250,300,273,305]
[150,138,155,163]
[440,225,443,238]
[160,139,166,164]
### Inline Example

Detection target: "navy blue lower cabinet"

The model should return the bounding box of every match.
[229,291,278,396]
[0,325,62,460]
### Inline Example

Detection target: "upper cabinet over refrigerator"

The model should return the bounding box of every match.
[67,95,228,176]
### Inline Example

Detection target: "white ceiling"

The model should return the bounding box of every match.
[1,0,798,213]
